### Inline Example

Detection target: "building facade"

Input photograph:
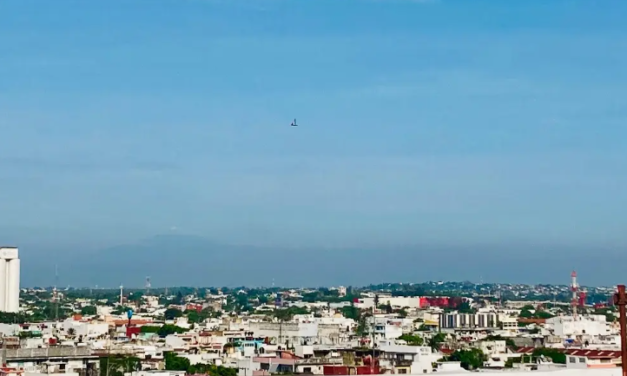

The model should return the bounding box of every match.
[0,247,20,312]
[439,312,498,329]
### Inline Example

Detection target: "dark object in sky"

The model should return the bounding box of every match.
[290,119,298,127]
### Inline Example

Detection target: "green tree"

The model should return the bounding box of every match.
[164,352,191,371]
[140,325,160,334]
[341,302,360,321]
[81,306,97,315]
[100,356,141,376]
[519,308,533,318]
[428,333,446,351]
[532,348,566,364]
[398,334,424,346]
[127,292,143,302]
[0,312,29,324]
[273,306,308,321]
[448,349,486,370]
[381,301,393,314]
[457,301,476,314]
[157,324,187,337]
[356,311,371,337]
[273,308,295,322]
[396,308,408,318]
[164,308,183,320]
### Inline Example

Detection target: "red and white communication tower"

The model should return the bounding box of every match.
[571,271,579,319]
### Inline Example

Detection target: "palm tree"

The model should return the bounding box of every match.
[428,333,446,351]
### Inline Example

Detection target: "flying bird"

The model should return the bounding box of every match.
[290,119,298,127]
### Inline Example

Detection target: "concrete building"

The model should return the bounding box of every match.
[546,315,610,337]
[0,247,20,312]
[249,322,319,346]
[0,347,99,376]
[366,317,404,341]
[439,312,498,329]
[378,342,440,374]
[354,297,421,310]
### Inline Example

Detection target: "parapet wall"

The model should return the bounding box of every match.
[4,346,94,359]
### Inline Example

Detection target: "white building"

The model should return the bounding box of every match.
[354,297,421,310]
[546,315,610,337]
[0,247,20,312]
[364,317,404,341]
[440,312,498,329]
[378,341,440,374]
[249,322,319,346]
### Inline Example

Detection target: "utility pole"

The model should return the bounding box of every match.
[613,285,627,376]
[371,305,376,372]
[105,339,111,376]
[279,316,283,348]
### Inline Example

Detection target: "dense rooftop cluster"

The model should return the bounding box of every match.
[0,281,621,376]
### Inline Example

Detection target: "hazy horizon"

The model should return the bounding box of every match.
[16,232,626,288]
[2,0,626,287]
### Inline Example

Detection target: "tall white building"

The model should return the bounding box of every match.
[0,247,20,312]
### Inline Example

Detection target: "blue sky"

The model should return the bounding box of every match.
[1,0,627,285]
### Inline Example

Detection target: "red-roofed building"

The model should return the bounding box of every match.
[564,349,621,369]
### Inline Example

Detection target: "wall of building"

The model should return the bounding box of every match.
[249,322,318,345]
[439,312,498,329]
[547,316,609,337]
[0,247,20,313]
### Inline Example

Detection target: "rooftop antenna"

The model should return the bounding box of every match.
[571,271,579,319]
[145,276,151,295]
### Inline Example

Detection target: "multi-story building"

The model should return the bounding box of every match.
[378,342,440,374]
[546,315,610,337]
[439,312,498,329]
[0,247,20,312]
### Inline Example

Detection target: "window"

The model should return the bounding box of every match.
[398,369,407,374]
[569,357,576,363]
[579,358,585,363]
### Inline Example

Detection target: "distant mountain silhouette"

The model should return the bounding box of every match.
[59,233,424,287]
[23,234,626,288]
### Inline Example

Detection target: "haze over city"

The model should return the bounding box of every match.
[2,0,627,287]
